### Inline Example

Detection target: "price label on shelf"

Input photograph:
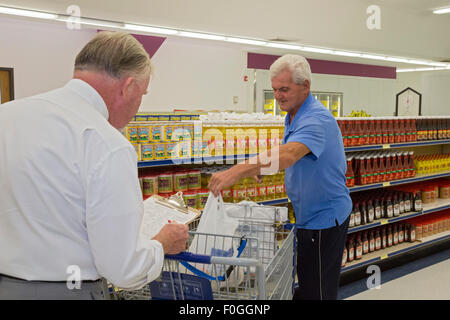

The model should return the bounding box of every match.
[382,144,390,149]
[381,254,388,260]
[383,182,390,187]
[381,219,388,225]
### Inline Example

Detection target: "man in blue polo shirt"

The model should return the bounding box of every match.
[208,54,352,300]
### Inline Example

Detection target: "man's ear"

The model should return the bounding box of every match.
[303,79,311,90]
[120,76,135,97]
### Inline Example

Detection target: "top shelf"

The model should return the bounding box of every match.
[344,139,450,152]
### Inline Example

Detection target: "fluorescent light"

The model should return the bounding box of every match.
[433,7,450,14]
[0,6,57,20]
[397,67,447,73]
[56,16,124,29]
[226,37,266,46]
[265,43,303,50]
[386,57,410,63]
[332,50,362,57]
[124,23,178,35]
[360,54,387,61]
[178,31,225,41]
[301,46,334,54]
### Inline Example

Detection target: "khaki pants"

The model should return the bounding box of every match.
[0,274,110,300]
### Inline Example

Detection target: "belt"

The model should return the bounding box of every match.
[0,273,101,283]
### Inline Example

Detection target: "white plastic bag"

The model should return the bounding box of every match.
[185,193,245,287]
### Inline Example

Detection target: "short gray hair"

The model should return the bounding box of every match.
[74,31,152,81]
[269,54,311,85]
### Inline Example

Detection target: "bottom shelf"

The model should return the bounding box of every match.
[341,230,450,273]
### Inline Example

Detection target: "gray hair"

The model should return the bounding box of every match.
[269,54,311,85]
[74,31,152,81]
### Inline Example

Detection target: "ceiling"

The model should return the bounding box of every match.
[1,0,450,68]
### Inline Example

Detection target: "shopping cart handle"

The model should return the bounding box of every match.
[165,252,211,264]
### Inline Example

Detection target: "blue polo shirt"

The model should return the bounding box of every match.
[283,93,352,229]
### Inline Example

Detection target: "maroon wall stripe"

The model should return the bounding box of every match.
[98,30,166,58]
[247,52,396,79]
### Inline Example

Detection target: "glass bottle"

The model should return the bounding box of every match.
[369,230,375,252]
[362,231,369,255]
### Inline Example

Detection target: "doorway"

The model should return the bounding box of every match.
[0,67,14,104]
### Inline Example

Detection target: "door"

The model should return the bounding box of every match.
[0,68,14,104]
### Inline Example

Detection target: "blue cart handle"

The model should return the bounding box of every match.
[165,252,211,264]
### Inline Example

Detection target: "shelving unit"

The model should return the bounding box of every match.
[344,139,450,153]
[341,230,450,273]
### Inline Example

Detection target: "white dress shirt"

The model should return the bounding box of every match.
[0,79,164,289]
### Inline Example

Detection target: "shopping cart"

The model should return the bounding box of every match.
[110,203,296,300]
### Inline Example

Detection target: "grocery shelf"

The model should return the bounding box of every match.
[347,198,450,234]
[341,230,450,273]
[137,154,258,168]
[349,171,450,193]
[344,139,450,153]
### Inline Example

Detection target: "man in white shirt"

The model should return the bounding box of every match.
[0,31,188,299]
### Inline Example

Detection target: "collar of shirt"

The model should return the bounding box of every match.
[284,93,314,133]
[65,79,109,120]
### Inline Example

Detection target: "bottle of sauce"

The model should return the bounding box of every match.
[354,202,361,226]
[382,118,389,144]
[393,224,399,245]
[399,192,405,214]
[411,118,417,141]
[410,224,416,242]
[385,196,394,218]
[359,202,366,225]
[376,119,383,144]
[367,200,375,223]
[374,197,382,220]
[357,156,367,185]
[362,231,369,255]
[394,118,401,143]
[392,193,400,217]
[388,118,395,143]
[409,151,416,177]
[379,154,387,182]
[387,225,393,247]
[355,234,363,260]
[347,237,355,262]
[345,157,355,188]
[400,119,407,142]
[385,154,393,181]
[375,229,382,251]
[356,119,364,146]
[414,191,422,212]
[404,224,410,242]
[432,118,438,140]
[369,119,376,145]
[391,154,399,180]
[365,156,374,185]
[372,155,381,183]
[427,118,433,141]
[349,206,355,228]
[404,192,412,212]
[398,224,404,243]
[369,230,376,252]
[363,119,370,145]
[381,227,387,249]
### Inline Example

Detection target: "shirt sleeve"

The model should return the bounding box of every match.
[286,116,325,160]
[85,143,164,290]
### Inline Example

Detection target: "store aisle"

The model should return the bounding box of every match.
[339,248,450,300]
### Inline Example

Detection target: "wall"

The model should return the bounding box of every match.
[0,16,96,99]
[253,69,425,117]
[0,16,447,117]
[140,37,251,112]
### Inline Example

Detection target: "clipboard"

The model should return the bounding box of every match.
[138,192,202,244]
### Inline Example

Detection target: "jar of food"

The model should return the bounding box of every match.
[183,190,199,209]
[439,183,450,199]
[188,169,202,190]
[158,172,173,194]
[142,174,158,196]
[141,143,154,161]
[173,170,189,192]
[421,188,433,204]
[197,189,210,210]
